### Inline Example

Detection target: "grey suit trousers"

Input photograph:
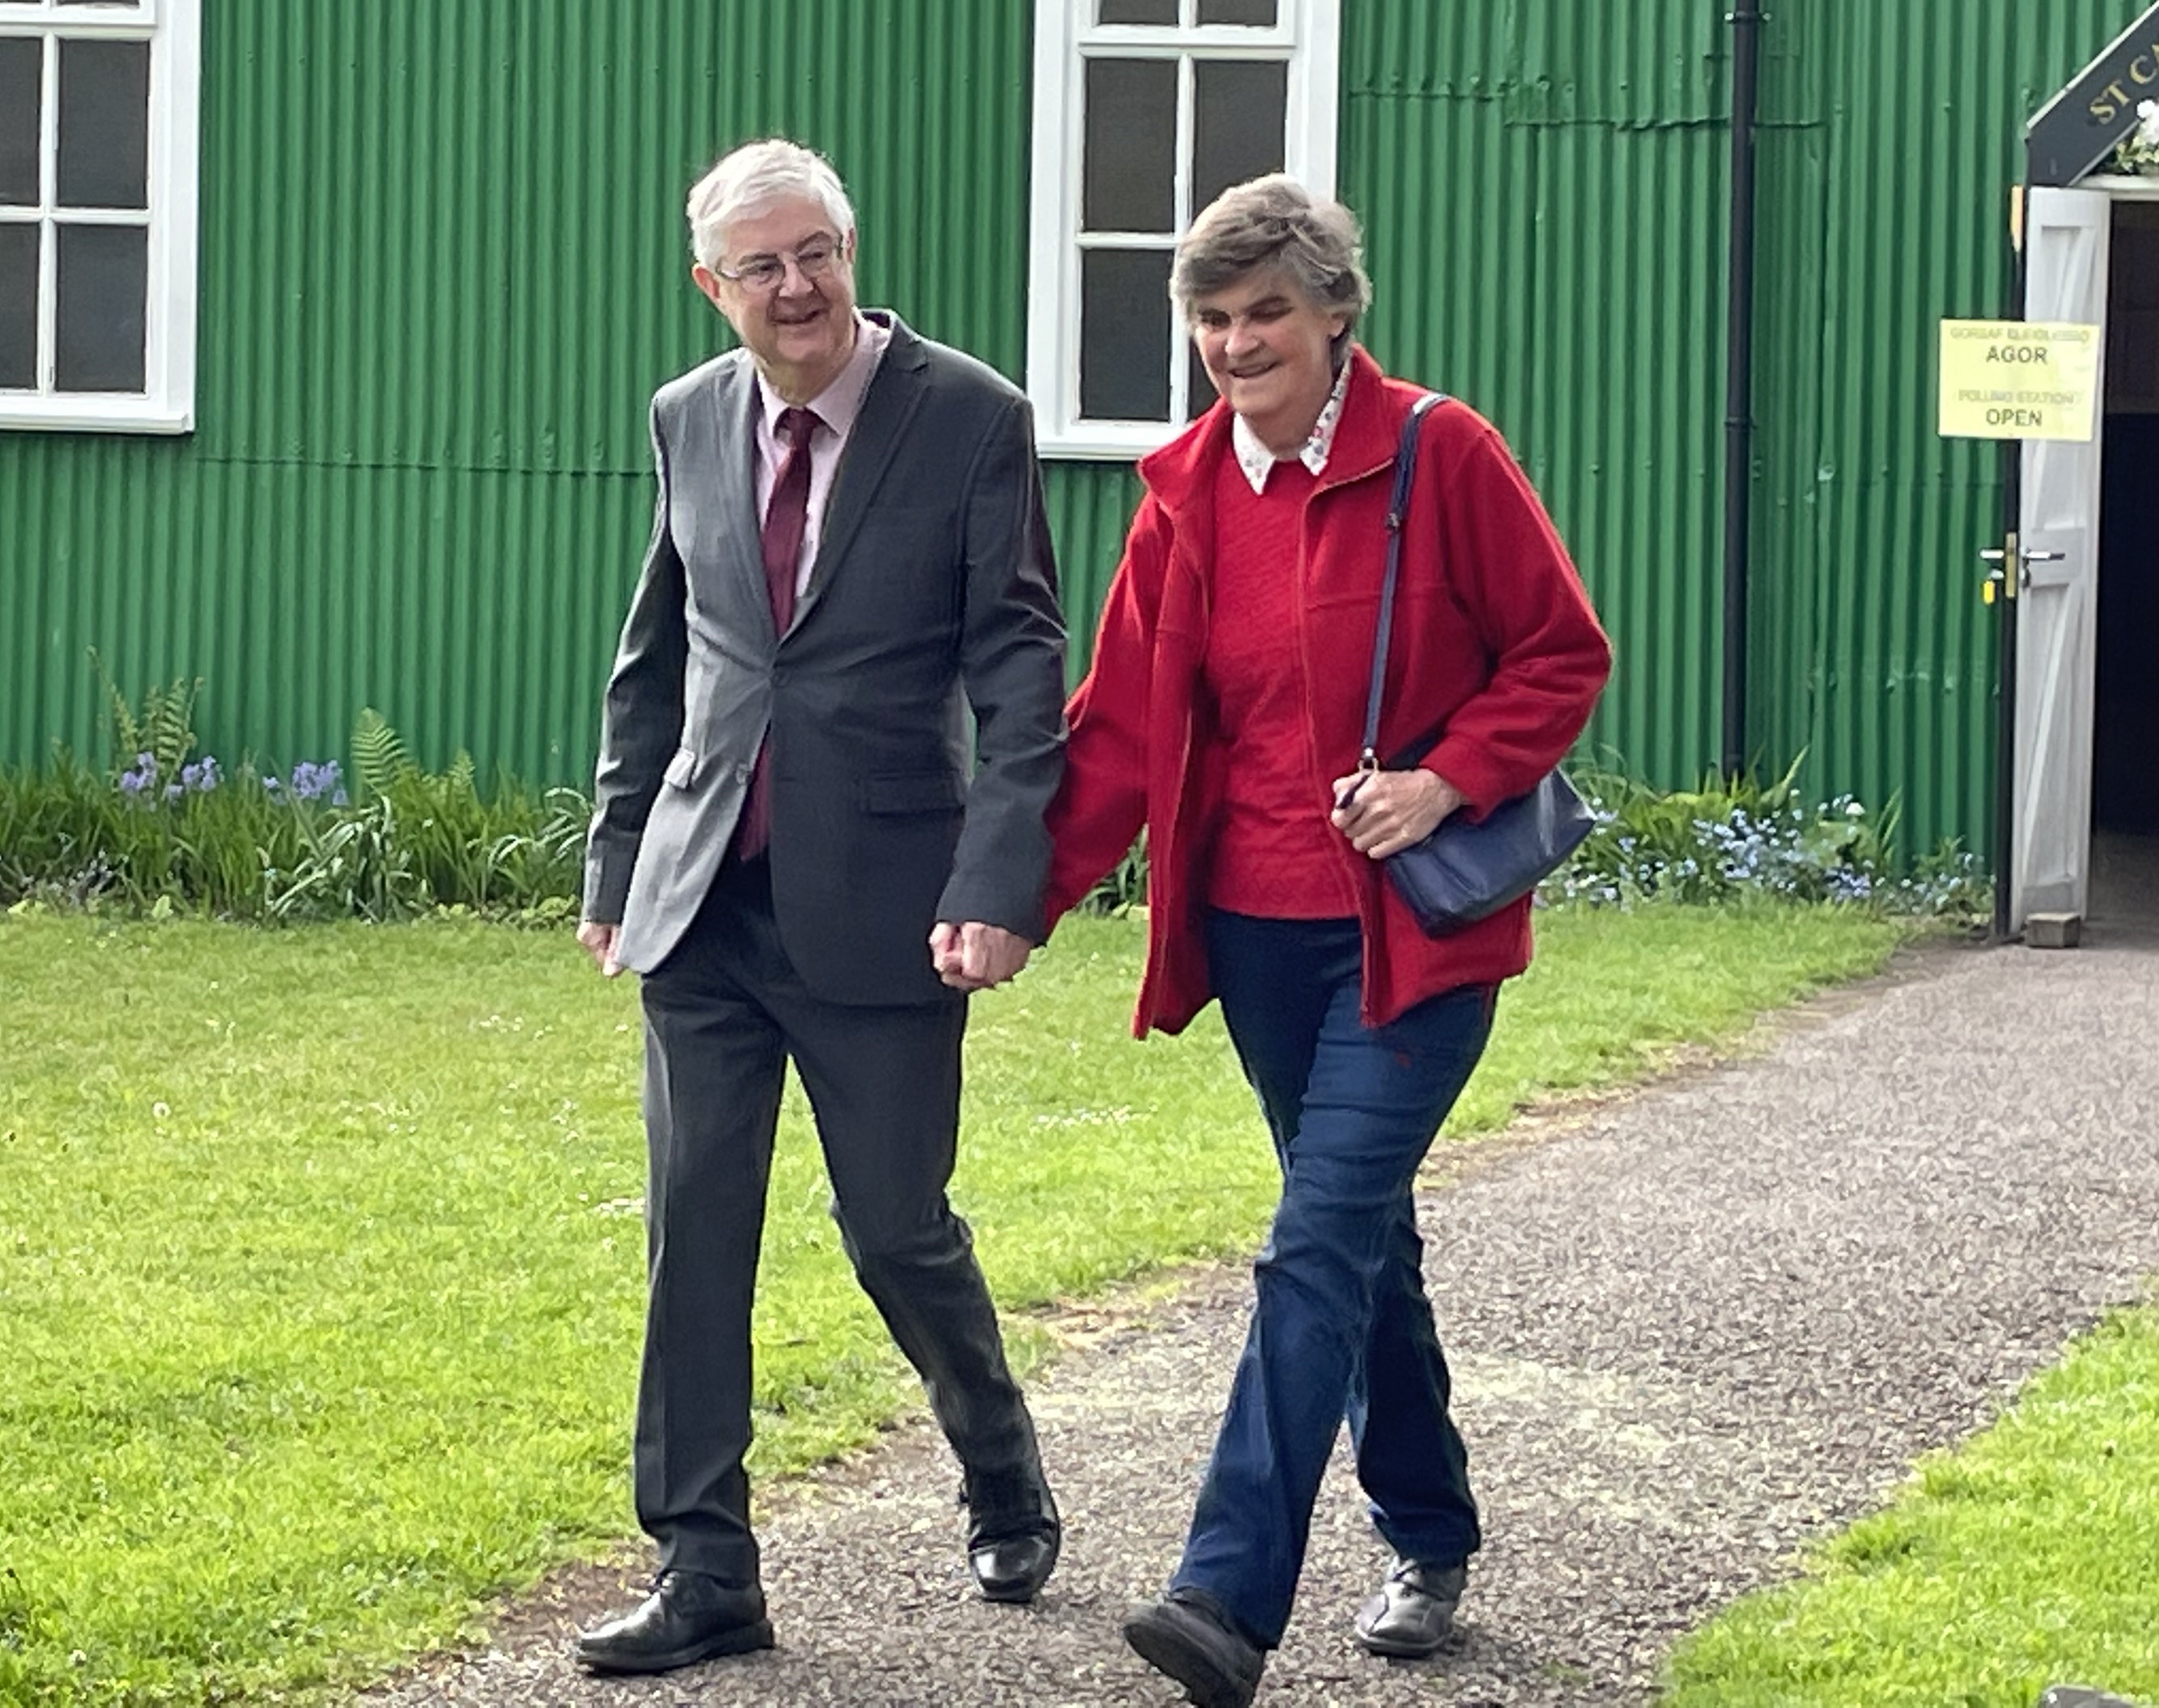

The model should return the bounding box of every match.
[633,855,1038,1583]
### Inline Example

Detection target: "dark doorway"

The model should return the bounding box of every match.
[2094,201,2159,934]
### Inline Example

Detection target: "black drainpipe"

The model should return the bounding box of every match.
[1721,0,1764,780]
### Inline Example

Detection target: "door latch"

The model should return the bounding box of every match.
[1980,545,2066,602]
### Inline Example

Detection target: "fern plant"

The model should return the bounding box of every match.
[351,707,415,798]
[92,649,201,783]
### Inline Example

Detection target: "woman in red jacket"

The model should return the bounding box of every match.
[1044,175,1610,1708]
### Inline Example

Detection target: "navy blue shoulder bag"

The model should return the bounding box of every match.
[1357,393,1595,936]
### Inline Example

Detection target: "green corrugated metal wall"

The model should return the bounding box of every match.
[1746,0,2143,859]
[2,0,1045,780]
[1339,1,1728,785]
[0,1,2149,862]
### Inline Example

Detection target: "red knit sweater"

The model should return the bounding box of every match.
[1203,453,1356,917]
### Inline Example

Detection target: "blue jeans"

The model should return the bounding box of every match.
[1171,912,1493,1648]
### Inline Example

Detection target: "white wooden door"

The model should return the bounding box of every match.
[2015,187,2110,927]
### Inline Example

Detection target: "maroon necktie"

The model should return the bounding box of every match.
[735,406,821,861]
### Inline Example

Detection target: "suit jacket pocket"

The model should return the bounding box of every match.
[860,772,965,814]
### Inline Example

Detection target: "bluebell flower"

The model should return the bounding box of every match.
[286,759,344,802]
[117,751,161,800]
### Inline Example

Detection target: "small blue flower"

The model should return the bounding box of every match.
[115,750,162,800]
[286,759,344,802]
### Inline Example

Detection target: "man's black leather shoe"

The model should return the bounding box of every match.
[1353,1556,1468,1658]
[962,1466,1062,1602]
[1122,1589,1265,1708]
[575,1569,773,1675]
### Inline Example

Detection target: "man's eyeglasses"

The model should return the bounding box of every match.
[716,234,845,294]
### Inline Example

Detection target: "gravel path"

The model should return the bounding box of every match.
[363,921,2159,1707]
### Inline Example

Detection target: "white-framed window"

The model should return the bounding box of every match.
[1027,0,1339,459]
[0,0,199,433]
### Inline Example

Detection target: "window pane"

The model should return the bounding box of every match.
[0,223,35,388]
[1080,248,1170,420]
[1099,0,1178,22]
[1186,339,1216,423]
[58,39,150,210]
[56,223,146,392]
[0,38,40,208]
[1198,0,1279,22]
[1084,58,1176,233]
[1194,60,1286,210]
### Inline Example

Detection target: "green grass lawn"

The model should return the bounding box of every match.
[0,903,1907,1705]
[1663,1302,2159,1707]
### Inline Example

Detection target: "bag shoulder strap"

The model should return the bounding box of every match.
[1360,391,1446,767]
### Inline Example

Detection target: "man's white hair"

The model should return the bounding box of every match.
[687,139,856,271]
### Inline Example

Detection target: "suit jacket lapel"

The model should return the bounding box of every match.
[706,357,770,631]
[790,315,930,636]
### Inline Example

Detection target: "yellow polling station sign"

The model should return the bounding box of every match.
[1939,320,2100,442]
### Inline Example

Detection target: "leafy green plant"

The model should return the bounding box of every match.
[267,796,427,921]
[1079,829,1148,916]
[2110,98,2159,176]
[1545,755,1986,921]
[348,710,587,912]
[1,708,589,923]
[352,705,415,799]
[92,649,202,783]
[1060,759,1987,925]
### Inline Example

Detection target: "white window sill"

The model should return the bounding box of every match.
[1038,421,1186,461]
[0,398,192,434]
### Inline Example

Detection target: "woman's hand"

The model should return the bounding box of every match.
[1330,767,1465,858]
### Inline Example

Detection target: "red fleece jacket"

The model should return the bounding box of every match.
[1044,347,1613,1037]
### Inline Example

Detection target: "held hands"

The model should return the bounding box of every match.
[576,919,624,978]
[928,921,1033,992]
[577,917,1032,991]
[1330,767,1466,859]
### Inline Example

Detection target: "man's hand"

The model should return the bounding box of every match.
[928,921,1033,992]
[576,919,625,978]
[1330,767,1466,859]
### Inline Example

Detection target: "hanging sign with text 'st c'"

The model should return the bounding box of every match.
[1938,320,2101,442]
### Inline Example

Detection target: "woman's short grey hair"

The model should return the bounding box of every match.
[1172,174,1372,331]
[687,139,856,271]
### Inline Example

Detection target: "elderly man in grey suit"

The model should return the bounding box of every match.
[572,137,1068,1675]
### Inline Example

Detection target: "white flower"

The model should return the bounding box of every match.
[2138,99,2159,150]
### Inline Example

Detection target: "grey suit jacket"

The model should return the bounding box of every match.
[583,313,1068,1004]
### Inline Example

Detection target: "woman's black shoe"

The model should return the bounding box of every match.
[1121,1588,1264,1708]
[1352,1557,1468,1658]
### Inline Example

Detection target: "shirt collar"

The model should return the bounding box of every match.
[1230,357,1353,493]
[755,311,889,441]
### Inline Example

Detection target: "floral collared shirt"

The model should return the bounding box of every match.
[1229,357,1352,493]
